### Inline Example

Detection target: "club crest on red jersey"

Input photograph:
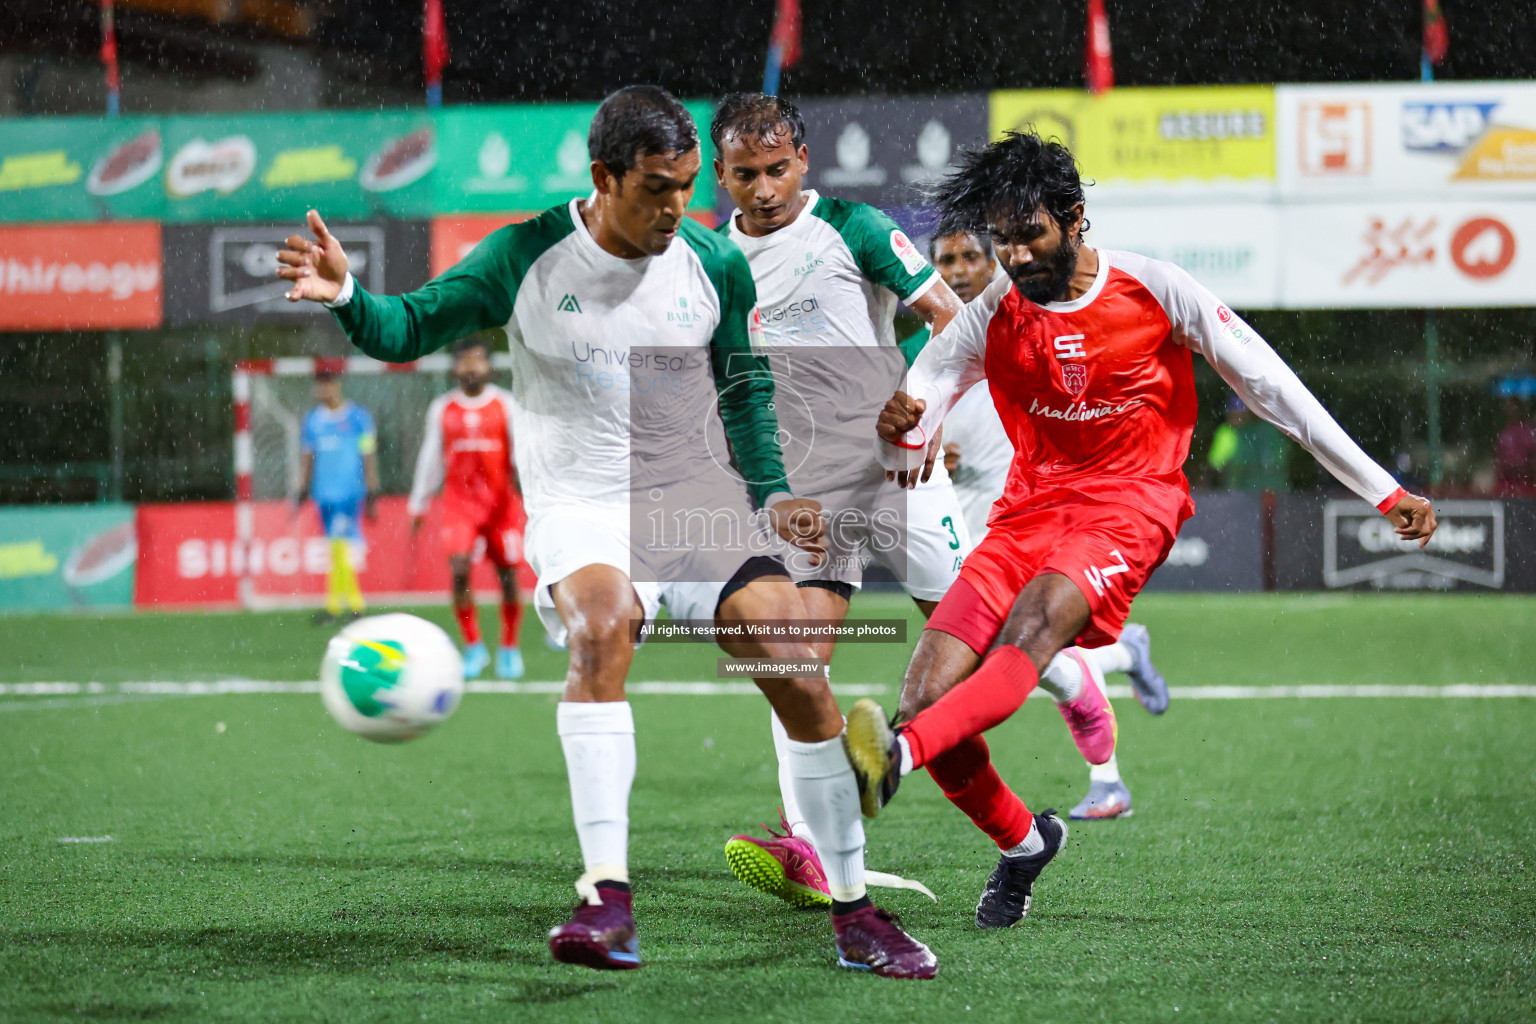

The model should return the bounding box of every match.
[1062,363,1087,395]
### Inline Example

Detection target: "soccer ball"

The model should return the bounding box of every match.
[319,613,465,743]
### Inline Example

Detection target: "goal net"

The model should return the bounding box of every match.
[231,353,517,609]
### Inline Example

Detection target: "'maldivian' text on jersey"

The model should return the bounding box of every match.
[725,191,937,492]
[885,250,1405,534]
[326,200,789,518]
[407,385,517,520]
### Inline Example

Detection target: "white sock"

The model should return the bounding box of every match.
[770,711,814,840]
[896,733,914,776]
[1038,650,1085,703]
[785,733,867,903]
[1089,752,1122,784]
[557,701,635,883]
[1002,817,1045,858]
[1086,641,1133,675]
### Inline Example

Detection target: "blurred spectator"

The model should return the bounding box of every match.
[1208,395,1291,491]
[1494,398,1536,497]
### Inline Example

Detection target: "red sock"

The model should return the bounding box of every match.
[454,601,481,645]
[926,735,1034,851]
[500,599,523,648]
[902,644,1039,768]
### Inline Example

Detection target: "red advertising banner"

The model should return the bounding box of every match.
[135,496,533,608]
[0,222,162,330]
[430,213,534,276]
[429,210,719,277]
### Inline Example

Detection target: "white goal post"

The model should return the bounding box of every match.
[231,353,514,609]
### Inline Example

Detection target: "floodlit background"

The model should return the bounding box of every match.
[0,3,1532,1022]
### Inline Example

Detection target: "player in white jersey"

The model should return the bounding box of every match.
[276,86,937,979]
[918,220,1174,821]
[705,96,1143,906]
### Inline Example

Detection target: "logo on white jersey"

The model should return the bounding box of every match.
[557,293,581,313]
[890,230,928,276]
[1083,548,1130,597]
[748,306,767,348]
[667,294,703,327]
[792,249,826,278]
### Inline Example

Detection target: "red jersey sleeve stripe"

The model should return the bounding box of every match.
[1375,486,1408,514]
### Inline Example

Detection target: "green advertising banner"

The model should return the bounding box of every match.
[0,116,166,223]
[0,99,717,225]
[434,100,716,213]
[162,110,435,222]
[0,504,136,611]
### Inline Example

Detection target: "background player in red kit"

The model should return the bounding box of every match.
[408,336,526,680]
[846,131,1439,929]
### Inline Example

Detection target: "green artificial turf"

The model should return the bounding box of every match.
[1,593,1533,1023]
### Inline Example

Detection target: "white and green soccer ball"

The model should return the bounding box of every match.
[320,613,465,743]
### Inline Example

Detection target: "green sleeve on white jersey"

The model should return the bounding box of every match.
[331,205,576,362]
[680,219,791,507]
[813,198,936,302]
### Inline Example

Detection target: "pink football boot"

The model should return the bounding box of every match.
[723,812,832,909]
[1056,648,1118,765]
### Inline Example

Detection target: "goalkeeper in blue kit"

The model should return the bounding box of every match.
[294,367,379,625]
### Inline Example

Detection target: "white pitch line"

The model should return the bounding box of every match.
[1162,684,1536,699]
[57,836,113,844]
[0,681,1533,714]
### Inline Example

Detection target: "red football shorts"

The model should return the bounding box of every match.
[440,497,525,569]
[929,498,1174,653]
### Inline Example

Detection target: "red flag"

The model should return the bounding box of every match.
[1423,0,1448,66]
[771,0,802,70]
[423,0,450,91]
[1085,0,1114,95]
[100,0,121,113]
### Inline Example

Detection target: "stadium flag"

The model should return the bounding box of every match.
[100,0,120,116]
[1085,0,1114,95]
[762,0,802,96]
[1422,0,1448,81]
[423,0,449,109]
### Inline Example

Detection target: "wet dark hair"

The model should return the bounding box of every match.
[927,216,994,261]
[710,92,806,154]
[588,85,698,177]
[452,336,488,358]
[929,129,1089,237]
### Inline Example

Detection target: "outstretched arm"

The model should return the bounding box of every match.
[278,210,513,363]
[1170,276,1436,545]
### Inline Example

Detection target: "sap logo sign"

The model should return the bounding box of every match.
[1402,103,1498,153]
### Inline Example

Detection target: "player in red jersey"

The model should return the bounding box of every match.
[408,336,526,680]
[845,131,1438,928]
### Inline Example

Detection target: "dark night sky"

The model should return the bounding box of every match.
[5,0,1534,105]
[333,0,1535,100]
